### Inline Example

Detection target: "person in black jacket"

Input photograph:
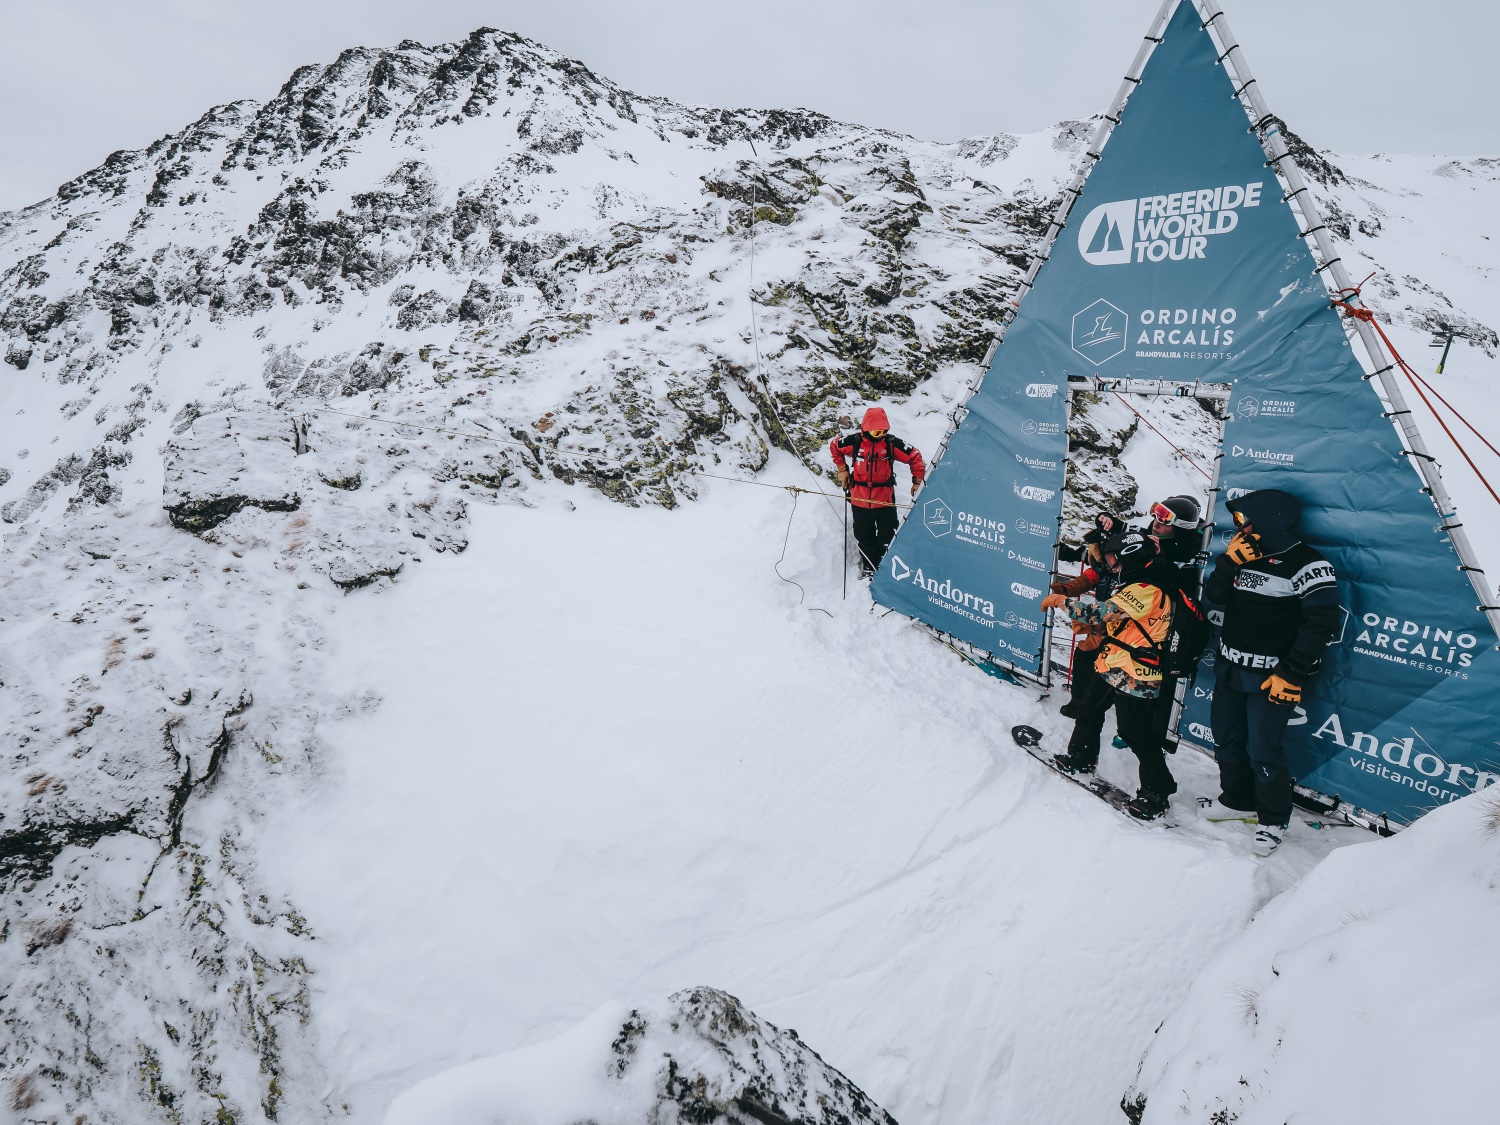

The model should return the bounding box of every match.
[1140,494,1204,748]
[1054,512,1127,719]
[1145,495,1204,581]
[1200,489,1341,856]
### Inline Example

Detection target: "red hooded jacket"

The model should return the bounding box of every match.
[829,408,926,510]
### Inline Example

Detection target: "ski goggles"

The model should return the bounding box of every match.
[865,428,887,438]
[1232,509,1248,528]
[1149,501,1179,526]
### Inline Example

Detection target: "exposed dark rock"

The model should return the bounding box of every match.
[1259,116,1347,187]
[605,987,899,1125]
[1,453,87,523]
[0,814,140,891]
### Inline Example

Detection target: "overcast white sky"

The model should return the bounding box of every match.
[2,0,1496,212]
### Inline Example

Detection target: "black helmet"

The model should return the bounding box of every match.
[1103,530,1159,582]
[1150,495,1201,531]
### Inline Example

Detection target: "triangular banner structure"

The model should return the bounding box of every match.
[871,0,1500,824]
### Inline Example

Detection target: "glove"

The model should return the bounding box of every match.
[911,480,921,497]
[1040,593,1067,611]
[836,468,850,491]
[1261,672,1301,706]
[1226,530,1263,565]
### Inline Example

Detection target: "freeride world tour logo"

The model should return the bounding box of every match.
[1077,181,1265,265]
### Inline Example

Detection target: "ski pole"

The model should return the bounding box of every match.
[842,489,850,599]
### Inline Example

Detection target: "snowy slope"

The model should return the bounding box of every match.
[0,24,1497,1125]
[1124,789,1500,1125]
[253,479,1315,1124]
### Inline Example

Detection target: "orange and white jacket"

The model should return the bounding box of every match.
[1057,582,1173,699]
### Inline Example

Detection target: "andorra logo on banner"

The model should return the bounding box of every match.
[1077,181,1265,265]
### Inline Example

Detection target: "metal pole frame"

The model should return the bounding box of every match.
[1192,0,1500,644]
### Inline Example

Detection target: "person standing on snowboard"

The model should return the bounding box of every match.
[1052,512,1127,719]
[1198,488,1340,857]
[830,407,925,576]
[1041,532,1178,821]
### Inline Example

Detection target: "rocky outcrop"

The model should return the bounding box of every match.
[163,412,302,532]
[386,987,898,1125]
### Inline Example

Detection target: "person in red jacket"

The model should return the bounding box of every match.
[829,407,925,576]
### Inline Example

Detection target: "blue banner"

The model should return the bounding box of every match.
[874,0,1500,823]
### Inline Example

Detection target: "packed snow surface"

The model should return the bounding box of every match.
[257,476,1361,1123]
[1127,789,1500,1124]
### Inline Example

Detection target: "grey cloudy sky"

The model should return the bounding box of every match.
[2,0,1496,212]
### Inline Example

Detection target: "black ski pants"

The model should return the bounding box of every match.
[1065,672,1177,797]
[1066,639,1105,705]
[1068,653,1177,747]
[1210,659,1295,827]
[1065,662,1114,762]
[851,504,898,574]
[1114,692,1177,797]
[1153,673,1180,748]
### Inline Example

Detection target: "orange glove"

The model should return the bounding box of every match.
[1260,673,1301,706]
[1040,593,1067,611]
[911,480,921,497]
[1070,621,1100,637]
[1226,530,1263,565]
[835,468,850,491]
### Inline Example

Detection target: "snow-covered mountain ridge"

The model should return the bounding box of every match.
[1,24,1498,1125]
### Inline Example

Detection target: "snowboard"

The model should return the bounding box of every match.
[1010,725,1147,819]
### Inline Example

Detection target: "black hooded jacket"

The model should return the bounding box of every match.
[1205,490,1341,683]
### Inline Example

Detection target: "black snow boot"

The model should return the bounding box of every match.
[1125,789,1170,821]
[1058,699,1080,719]
[1053,750,1098,775]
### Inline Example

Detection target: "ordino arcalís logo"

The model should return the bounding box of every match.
[1235,395,1296,419]
[1077,181,1265,265]
[1311,711,1499,802]
[1350,612,1480,674]
[923,498,953,538]
[1071,299,1127,364]
[955,509,1005,549]
[1021,418,1062,436]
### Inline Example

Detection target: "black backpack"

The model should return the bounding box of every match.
[1156,587,1212,677]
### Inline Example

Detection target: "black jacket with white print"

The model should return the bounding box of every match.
[1205,489,1342,684]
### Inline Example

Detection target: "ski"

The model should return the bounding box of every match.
[1010,725,1148,820]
